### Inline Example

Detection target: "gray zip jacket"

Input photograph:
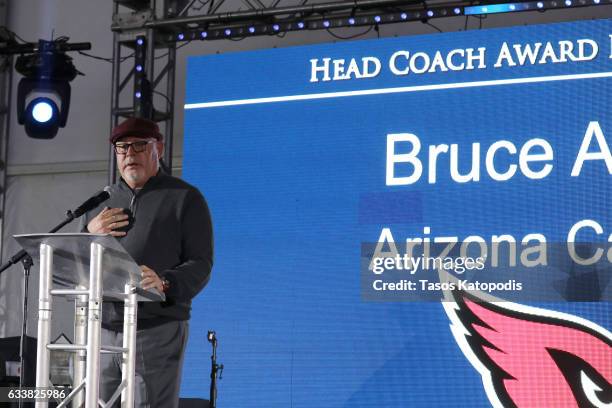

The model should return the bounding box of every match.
[81,171,213,330]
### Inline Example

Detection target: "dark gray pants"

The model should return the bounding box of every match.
[100,320,189,408]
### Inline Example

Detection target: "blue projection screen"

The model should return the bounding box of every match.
[181,19,611,407]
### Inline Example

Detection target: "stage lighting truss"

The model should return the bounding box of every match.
[139,0,611,43]
[133,35,153,118]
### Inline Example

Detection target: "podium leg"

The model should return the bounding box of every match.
[35,244,53,408]
[73,287,88,408]
[121,284,137,408]
[85,243,104,408]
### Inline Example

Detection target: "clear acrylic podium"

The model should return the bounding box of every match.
[14,233,165,408]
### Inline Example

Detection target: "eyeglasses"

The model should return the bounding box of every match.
[114,140,155,154]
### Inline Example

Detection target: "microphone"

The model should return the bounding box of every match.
[72,187,111,218]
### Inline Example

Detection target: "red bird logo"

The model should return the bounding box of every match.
[442,287,612,407]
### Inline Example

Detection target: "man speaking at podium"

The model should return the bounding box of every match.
[80,117,214,407]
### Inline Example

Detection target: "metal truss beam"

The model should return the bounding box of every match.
[113,0,429,32]
[111,0,611,43]
[0,3,11,258]
[109,0,179,183]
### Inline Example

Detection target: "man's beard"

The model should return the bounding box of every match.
[126,172,142,182]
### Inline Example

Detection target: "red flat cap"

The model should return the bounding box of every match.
[110,117,163,144]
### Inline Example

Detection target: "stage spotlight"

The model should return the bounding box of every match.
[22,96,61,138]
[31,98,55,123]
[15,40,81,139]
[17,78,72,139]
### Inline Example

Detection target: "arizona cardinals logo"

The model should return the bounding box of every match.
[442,285,612,407]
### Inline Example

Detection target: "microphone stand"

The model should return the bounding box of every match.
[208,331,223,408]
[17,254,32,408]
[0,209,77,404]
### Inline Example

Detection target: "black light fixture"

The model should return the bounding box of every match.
[15,39,84,139]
